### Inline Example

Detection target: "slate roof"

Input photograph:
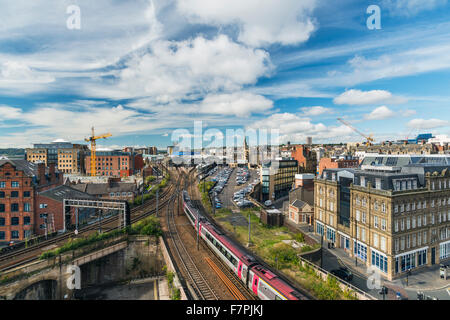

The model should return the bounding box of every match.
[39,185,95,202]
[71,182,137,195]
[0,159,58,176]
[291,199,308,209]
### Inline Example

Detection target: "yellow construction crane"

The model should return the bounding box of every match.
[84,127,112,176]
[337,118,374,146]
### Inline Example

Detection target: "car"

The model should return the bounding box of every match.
[330,267,353,282]
[264,200,272,206]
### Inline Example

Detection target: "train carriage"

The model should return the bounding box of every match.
[181,189,306,300]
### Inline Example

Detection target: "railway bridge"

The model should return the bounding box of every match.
[0,236,132,300]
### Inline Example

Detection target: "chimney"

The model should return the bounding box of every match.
[38,163,46,186]
[49,163,56,183]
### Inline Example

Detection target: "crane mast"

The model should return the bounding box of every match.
[84,127,112,176]
[337,118,374,146]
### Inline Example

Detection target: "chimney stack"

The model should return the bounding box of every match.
[38,163,46,186]
[49,163,56,183]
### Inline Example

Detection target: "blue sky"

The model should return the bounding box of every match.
[0,0,449,149]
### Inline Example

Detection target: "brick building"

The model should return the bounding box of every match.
[70,177,139,202]
[85,151,144,177]
[318,157,359,175]
[0,160,62,244]
[289,200,314,225]
[36,185,95,235]
[280,144,317,173]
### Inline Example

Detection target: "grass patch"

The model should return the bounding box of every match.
[212,208,356,300]
[39,216,162,260]
[131,172,170,208]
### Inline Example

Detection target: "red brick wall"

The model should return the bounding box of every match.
[0,163,34,243]
[85,155,132,177]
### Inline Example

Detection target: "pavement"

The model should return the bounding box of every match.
[304,230,450,300]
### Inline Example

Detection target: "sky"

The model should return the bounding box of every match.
[0,0,449,149]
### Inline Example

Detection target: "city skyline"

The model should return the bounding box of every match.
[0,1,449,149]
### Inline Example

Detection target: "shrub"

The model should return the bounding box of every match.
[293,232,305,243]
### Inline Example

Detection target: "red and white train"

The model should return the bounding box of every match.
[182,190,307,300]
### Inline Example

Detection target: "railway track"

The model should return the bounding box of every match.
[165,173,219,300]
[0,170,177,271]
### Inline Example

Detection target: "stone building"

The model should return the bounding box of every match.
[314,154,450,280]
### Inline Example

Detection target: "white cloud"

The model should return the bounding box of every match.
[407,118,449,129]
[299,106,332,116]
[176,0,317,47]
[403,109,417,117]
[86,35,272,101]
[381,0,448,16]
[334,89,407,105]
[0,105,23,120]
[364,106,395,120]
[198,92,273,117]
[246,112,354,143]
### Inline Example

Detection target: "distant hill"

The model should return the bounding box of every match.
[0,148,25,159]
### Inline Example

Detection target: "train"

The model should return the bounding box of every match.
[182,190,307,300]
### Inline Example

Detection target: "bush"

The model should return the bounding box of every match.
[293,232,305,243]
[268,243,298,268]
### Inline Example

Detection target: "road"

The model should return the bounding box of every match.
[321,245,450,300]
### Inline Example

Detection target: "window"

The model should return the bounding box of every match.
[355,242,367,261]
[23,216,30,225]
[373,233,379,248]
[372,250,388,273]
[380,236,386,252]
[0,204,4,213]
[362,212,366,224]
[24,203,30,212]
[11,230,19,239]
[418,249,427,266]
[374,216,379,229]
[23,191,30,197]
[11,203,19,212]
[381,219,386,231]
[395,238,399,253]
[412,217,416,228]
[394,220,398,232]
[0,231,4,240]
[361,228,366,242]
[11,181,19,188]
[39,203,47,209]
[0,217,5,226]
[375,178,381,190]
[395,205,398,213]
[11,217,19,225]
[0,191,4,198]
[356,210,360,222]
[407,218,410,230]
[0,182,5,188]
[11,191,19,198]
[401,219,405,231]
[382,203,386,213]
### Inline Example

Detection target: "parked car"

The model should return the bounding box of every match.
[330,267,353,282]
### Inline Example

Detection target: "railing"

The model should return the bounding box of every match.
[297,256,377,300]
